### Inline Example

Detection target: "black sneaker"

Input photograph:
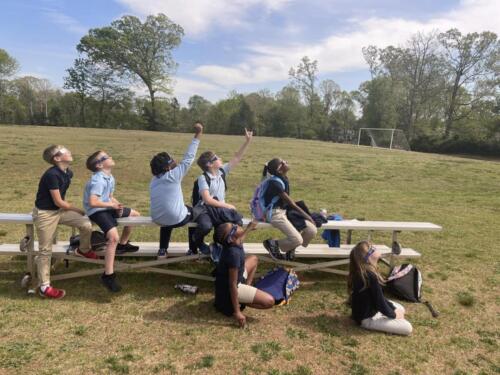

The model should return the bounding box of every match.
[116,241,139,254]
[263,239,284,260]
[285,249,296,261]
[391,241,402,255]
[199,243,211,256]
[101,273,122,293]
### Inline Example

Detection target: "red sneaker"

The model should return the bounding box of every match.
[39,286,66,299]
[75,248,99,260]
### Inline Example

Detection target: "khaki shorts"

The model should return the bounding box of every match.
[237,269,257,304]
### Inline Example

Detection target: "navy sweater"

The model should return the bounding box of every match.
[351,271,396,324]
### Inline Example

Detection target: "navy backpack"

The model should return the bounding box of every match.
[255,267,300,305]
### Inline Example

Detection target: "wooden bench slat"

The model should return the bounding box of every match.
[0,242,421,258]
[0,213,442,232]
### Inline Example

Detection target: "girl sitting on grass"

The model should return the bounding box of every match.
[348,241,413,336]
[213,221,275,328]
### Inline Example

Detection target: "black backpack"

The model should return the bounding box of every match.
[69,230,107,251]
[386,263,439,317]
[191,168,227,206]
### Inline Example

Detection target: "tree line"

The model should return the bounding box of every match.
[0,14,498,155]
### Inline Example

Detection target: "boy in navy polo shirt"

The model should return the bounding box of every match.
[191,128,253,253]
[33,145,94,299]
[83,150,140,292]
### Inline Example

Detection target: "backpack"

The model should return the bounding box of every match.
[321,214,343,247]
[254,267,300,305]
[386,263,439,317]
[69,230,107,251]
[250,176,285,222]
[191,168,227,206]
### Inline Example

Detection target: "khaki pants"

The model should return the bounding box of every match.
[33,208,92,285]
[361,301,413,336]
[270,209,317,252]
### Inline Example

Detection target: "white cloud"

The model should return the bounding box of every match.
[192,0,500,86]
[173,77,226,104]
[115,0,291,36]
[43,9,88,35]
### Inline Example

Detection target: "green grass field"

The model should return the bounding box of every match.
[0,125,498,375]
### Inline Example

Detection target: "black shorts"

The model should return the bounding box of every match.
[89,207,131,234]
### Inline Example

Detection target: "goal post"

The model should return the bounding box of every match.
[357,128,411,151]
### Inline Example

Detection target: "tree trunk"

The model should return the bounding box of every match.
[80,94,86,127]
[98,88,105,127]
[444,70,462,138]
[148,86,157,131]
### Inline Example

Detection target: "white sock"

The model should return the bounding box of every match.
[40,284,50,293]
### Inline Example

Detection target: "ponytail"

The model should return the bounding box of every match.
[262,164,269,178]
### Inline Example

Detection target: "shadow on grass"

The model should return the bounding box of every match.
[291,313,370,338]
[0,267,215,303]
[142,296,261,328]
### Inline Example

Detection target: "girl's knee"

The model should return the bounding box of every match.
[263,293,275,309]
[402,321,413,336]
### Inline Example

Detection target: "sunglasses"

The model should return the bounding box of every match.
[225,224,238,244]
[52,147,69,160]
[364,246,376,263]
[94,155,110,165]
[209,155,220,163]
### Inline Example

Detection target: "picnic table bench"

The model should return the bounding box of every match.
[0,213,441,291]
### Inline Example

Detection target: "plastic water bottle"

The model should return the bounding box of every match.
[175,284,198,294]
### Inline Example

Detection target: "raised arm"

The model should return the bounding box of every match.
[169,123,203,180]
[228,128,253,170]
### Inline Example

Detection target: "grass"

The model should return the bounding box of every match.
[0,124,499,374]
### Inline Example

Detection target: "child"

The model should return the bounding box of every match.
[83,151,140,292]
[33,145,94,299]
[192,128,253,254]
[348,241,413,336]
[260,158,317,260]
[213,221,275,328]
[150,123,203,258]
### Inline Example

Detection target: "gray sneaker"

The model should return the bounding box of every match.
[263,239,284,260]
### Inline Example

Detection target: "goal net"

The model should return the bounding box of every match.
[357,128,411,151]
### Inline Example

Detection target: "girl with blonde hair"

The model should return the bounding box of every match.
[348,241,413,336]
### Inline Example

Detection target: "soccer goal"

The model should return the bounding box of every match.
[357,128,411,151]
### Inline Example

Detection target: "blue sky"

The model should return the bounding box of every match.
[1,0,498,105]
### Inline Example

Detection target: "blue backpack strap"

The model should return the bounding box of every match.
[264,176,286,222]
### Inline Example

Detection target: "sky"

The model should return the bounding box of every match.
[0,0,499,105]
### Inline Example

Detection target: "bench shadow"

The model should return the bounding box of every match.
[0,268,215,303]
